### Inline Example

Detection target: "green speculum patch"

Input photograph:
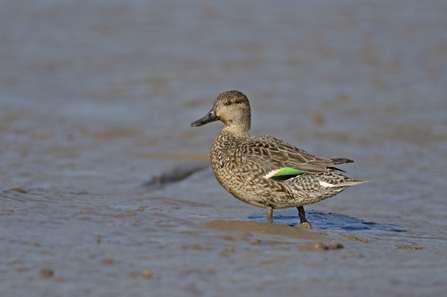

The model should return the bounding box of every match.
[273,168,306,177]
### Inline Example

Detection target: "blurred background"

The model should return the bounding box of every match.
[1,1,447,296]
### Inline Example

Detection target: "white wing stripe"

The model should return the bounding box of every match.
[318,181,337,188]
[263,168,287,179]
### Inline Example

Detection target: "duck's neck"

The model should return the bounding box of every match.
[222,123,250,139]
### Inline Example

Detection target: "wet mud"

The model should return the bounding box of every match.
[202,220,329,241]
[1,1,447,296]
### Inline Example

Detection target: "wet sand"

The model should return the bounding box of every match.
[1,1,447,296]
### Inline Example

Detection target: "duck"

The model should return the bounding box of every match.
[190,90,366,228]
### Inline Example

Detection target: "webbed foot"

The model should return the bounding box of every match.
[298,222,312,229]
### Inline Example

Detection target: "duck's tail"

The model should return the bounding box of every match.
[341,179,368,187]
[331,158,354,165]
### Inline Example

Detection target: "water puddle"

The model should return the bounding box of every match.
[249,210,407,232]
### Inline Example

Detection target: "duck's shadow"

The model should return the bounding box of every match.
[249,210,406,232]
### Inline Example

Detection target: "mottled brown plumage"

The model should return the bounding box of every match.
[191,90,365,228]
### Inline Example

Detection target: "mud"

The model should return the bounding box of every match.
[298,243,344,252]
[1,1,447,296]
[203,220,329,241]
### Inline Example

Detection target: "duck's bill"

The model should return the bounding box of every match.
[190,111,219,127]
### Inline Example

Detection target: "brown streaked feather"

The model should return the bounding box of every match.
[241,135,336,174]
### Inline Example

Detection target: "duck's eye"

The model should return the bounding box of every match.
[224,101,231,105]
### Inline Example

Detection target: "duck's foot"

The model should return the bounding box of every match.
[298,222,312,229]
[266,207,273,224]
[297,206,312,229]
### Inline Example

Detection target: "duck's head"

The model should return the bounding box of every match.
[190,90,251,133]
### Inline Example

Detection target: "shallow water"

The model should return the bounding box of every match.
[1,1,447,296]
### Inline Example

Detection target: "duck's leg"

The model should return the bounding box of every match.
[297,206,312,229]
[266,207,273,224]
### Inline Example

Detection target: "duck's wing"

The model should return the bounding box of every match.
[240,136,339,177]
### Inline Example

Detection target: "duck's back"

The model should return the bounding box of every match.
[241,135,338,174]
